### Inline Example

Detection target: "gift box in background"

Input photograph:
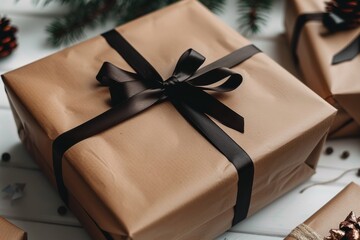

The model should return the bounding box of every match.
[285,0,360,138]
[2,0,336,239]
[0,217,27,240]
[286,182,360,239]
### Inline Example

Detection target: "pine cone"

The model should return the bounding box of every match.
[325,0,360,29]
[324,212,360,240]
[0,16,18,58]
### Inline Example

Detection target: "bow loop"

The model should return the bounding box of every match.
[172,48,205,81]
[97,62,139,85]
[188,67,243,92]
[97,62,155,105]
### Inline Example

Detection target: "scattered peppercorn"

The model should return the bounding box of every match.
[325,147,334,155]
[341,151,350,160]
[1,152,11,162]
[57,206,67,216]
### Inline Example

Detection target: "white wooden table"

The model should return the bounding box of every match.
[1,1,359,239]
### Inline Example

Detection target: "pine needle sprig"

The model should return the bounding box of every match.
[45,0,117,46]
[199,0,227,13]
[39,0,273,47]
[236,0,273,35]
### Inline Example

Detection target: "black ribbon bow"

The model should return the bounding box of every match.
[291,12,360,65]
[96,48,246,133]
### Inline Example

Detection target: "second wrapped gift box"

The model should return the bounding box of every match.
[285,0,360,138]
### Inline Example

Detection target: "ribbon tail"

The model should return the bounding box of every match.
[178,84,244,133]
[53,89,165,205]
[332,35,360,65]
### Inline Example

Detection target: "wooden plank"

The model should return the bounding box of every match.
[0,110,38,169]
[8,219,90,240]
[0,167,79,226]
[310,167,360,186]
[319,139,360,170]
[217,232,282,240]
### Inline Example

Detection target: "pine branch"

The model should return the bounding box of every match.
[46,0,118,46]
[40,0,273,47]
[236,0,273,34]
[199,0,227,12]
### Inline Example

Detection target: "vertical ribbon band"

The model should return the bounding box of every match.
[290,13,324,63]
[52,29,261,238]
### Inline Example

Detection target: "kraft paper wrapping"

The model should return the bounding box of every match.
[2,1,336,239]
[285,0,360,138]
[0,218,27,240]
[285,182,360,239]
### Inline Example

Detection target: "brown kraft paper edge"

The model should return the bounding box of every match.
[0,217,27,240]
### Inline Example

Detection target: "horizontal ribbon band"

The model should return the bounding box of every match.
[52,29,261,238]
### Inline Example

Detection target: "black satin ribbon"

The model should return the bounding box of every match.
[52,29,261,230]
[291,12,359,65]
[332,34,360,65]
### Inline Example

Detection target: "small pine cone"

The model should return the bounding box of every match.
[0,16,18,58]
[325,0,360,28]
[345,229,360,240]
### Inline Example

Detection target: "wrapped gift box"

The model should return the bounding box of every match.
[0,217,27,240]
[286,182,360,239]
[285,0,360,138]
[2,0,336,239]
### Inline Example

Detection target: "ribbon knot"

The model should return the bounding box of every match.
[163,76,180,87]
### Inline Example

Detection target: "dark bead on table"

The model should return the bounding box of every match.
[325,147,334,155]
[1,152,11,162]
[341,151,350,160]
[57,206,67,216]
